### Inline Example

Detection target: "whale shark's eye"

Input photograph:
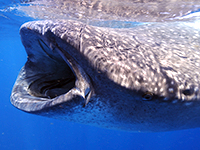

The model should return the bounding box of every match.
[182,88,194,96]
[142,91,153,101]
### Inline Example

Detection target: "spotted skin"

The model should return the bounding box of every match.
[11,20,200,132]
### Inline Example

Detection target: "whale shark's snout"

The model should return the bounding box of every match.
[11,21,94,112]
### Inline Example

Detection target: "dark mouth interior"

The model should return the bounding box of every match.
[28,73,76,99]
[26,39,76,99]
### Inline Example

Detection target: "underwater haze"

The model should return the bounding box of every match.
[1,0,200,149]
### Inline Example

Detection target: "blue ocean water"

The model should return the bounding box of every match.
[1,1,200,150]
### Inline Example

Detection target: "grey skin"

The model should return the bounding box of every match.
[11,20,200,132]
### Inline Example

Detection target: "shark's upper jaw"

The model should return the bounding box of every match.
[10,26,93,112]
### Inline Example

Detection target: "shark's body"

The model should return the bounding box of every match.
[11,20,200,132]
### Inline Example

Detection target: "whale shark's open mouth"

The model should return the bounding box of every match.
[11,25,93,112]
[27,39,76,99]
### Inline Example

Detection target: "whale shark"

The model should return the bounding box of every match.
[11,19,200,132]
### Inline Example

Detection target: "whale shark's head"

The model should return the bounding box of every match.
[11,20,200,132]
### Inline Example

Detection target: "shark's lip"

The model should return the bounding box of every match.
[52,38,93,106]
[10,27,93,112]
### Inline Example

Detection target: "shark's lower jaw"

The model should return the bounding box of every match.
[11,28,93,112]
